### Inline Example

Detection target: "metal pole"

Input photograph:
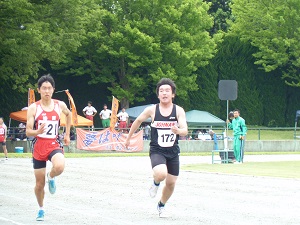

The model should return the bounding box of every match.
[295,122,297,140]
[224,100,229,151]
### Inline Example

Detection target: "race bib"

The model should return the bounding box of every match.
[0,128,4,135]
[37,120,59,139]
[157,129,176,147]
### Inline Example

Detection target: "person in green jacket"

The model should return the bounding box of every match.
[227,109,247,163]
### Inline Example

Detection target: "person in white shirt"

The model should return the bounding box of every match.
[117,108,129,132]
[99,104,112,128]
[0,117,8,159]
[82,101,97,129]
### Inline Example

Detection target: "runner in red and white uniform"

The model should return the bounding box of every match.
[125,78,188,218]
[0,117,8,160]
[26,74,71,221]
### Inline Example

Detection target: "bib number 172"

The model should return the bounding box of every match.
[157,130,176,147]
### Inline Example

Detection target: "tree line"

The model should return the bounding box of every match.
[1,0,300,127]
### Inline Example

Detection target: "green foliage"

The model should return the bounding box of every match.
[205,0,233,34]
[185,63,220,114]
[0,0,86,91]
[1,0,300,128]
[230,0,300,86]
[0,79,27,122]
[255,69,287,126]
[58,0,218,108]
[190,36,264,125]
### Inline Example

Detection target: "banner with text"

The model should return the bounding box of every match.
[76,128,144,152]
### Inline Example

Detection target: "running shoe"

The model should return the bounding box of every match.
[157,205,169,218]
[149,182,159,198]
[36,209,45,221]
[47,172,56,194]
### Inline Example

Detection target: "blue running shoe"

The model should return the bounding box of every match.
[47,172,56,194]
[36,210,44,221]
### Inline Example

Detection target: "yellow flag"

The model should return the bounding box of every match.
[110,96,119,130]
[65,90,78,126]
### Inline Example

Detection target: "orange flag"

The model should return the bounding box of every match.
[65,90,78,126]
[28,88,35,106]
[110,96,119,130]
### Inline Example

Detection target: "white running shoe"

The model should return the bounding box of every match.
[157,205,169,218]
[149,182,159,198]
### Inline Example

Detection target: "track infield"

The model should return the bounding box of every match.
[0,155,299,225]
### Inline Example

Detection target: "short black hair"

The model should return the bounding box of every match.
[233,109,240,114]
[37,74,55,89]
[88,101,92,104]
[156,78,176,96]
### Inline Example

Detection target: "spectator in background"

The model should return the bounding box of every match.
[209,129,215,140]
[227,111,235,162]
[17,122,27,140]
[228,111,234,122]
[227,109,247,164]
[82,101,97,130]
[0,117,8,160]
[99,104,112,128]
[117,108,129,132]
[143,123,151,140]
[128,120,133,129]
[195,129,211,141]
[209,129,219,151]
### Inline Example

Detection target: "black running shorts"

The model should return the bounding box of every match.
[33,149,63,169]
[150,153,180,176]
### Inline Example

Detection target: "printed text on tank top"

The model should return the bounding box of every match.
[35,100,60,139]
[152,104,178,147]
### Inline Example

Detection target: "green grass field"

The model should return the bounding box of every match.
[5,152,300,179]
[182,161,300,179]
[210,129,298,140]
